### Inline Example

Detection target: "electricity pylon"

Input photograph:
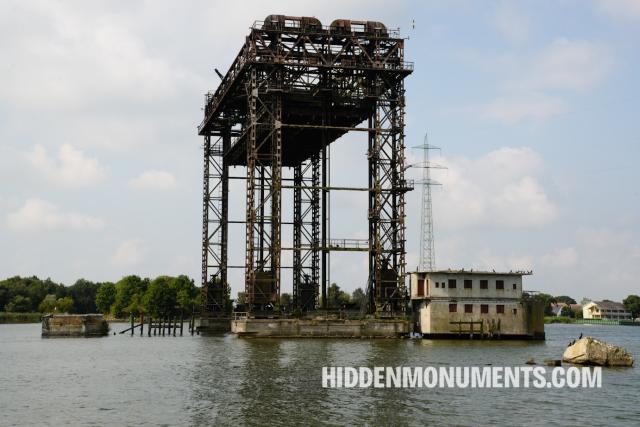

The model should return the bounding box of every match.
[412,133,445,271]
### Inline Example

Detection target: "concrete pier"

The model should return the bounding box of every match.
[231,318,410,338]
[41,314,109,337]
[197,317,232,333]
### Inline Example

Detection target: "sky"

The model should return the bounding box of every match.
[0,0,639,302]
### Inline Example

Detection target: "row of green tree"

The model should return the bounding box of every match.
[95,275,200,317]
[0,276,106,314]
[0,275,200,317]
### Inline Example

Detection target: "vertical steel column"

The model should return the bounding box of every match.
[367,85,407,313]
[394,86,407,310]
[292,164,302,308]
[245,68,282,313]
[221,128,230,303]
[245,68,258,310]
[272,94,282,301]
[368,104,383,311]
[201,132,227,315]
[320,100,328,309]
[311,155,320,308]
[201,135,211,305]
[292,157,321,311]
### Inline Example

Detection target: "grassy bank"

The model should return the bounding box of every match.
[0,312,42,323]
[545,316,577,324]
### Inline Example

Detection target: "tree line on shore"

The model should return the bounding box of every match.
[532,293,640,319]
[3,275,638,319]
[0,275,200,318]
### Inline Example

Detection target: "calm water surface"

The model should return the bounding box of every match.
[1,323,638,426]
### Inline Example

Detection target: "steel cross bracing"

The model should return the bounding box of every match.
[292,156,320,311]
[367,88,408,314]
[201,133,230,316]
[244,68,283,312]
[199,17,412,316]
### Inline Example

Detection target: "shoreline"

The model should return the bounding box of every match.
[0,313,131,324]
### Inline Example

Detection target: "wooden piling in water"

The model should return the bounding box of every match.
[130,314,134,336]
[180,311,184,336]
[148,316,152,337]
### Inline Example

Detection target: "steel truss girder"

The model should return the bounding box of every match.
[199,24,411,134]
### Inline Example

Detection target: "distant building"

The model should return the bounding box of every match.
[550,302,567,317]
[550,302,582,317]
[583,301,632,320]
[408,270,545,339]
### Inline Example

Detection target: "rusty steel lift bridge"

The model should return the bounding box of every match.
[198,15,413,318]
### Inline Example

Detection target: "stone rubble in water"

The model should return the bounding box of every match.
[562,337,634,367]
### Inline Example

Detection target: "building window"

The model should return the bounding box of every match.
[417,279,425,296]
[449,303,457,313]
[512,283,517,290]
[464,279,472,289]
[448,279,456,289]
[496,280,504,290]
[480,304,488,314]
[513,308,517,315]
[464,304,473,313]
[480,280,488,289]
[497,305,505,314]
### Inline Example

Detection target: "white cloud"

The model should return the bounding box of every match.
[0,2,200,111]
[6,198,104,231]
[432,147,556,228]
[27,144,106,188]
[111,238,146,267]
[532,229,640,300]
[540,247,579,268]
[492,2,531,43]
[469,38,611,123]
[477,93,568,124]
[596,0,640,21]
[129,170,177,190]
[519,39,611,93]
[435,236,534,272]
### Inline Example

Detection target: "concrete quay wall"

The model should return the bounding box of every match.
[231,318,410,338]
[41,314,108,337]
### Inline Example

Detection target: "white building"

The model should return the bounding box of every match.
[408,270,545,339]
[583,301,632,320]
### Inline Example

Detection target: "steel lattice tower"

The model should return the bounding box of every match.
[198,15,413,317]
[414,134,442,272]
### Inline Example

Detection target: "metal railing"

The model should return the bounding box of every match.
[327,238,369,250]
